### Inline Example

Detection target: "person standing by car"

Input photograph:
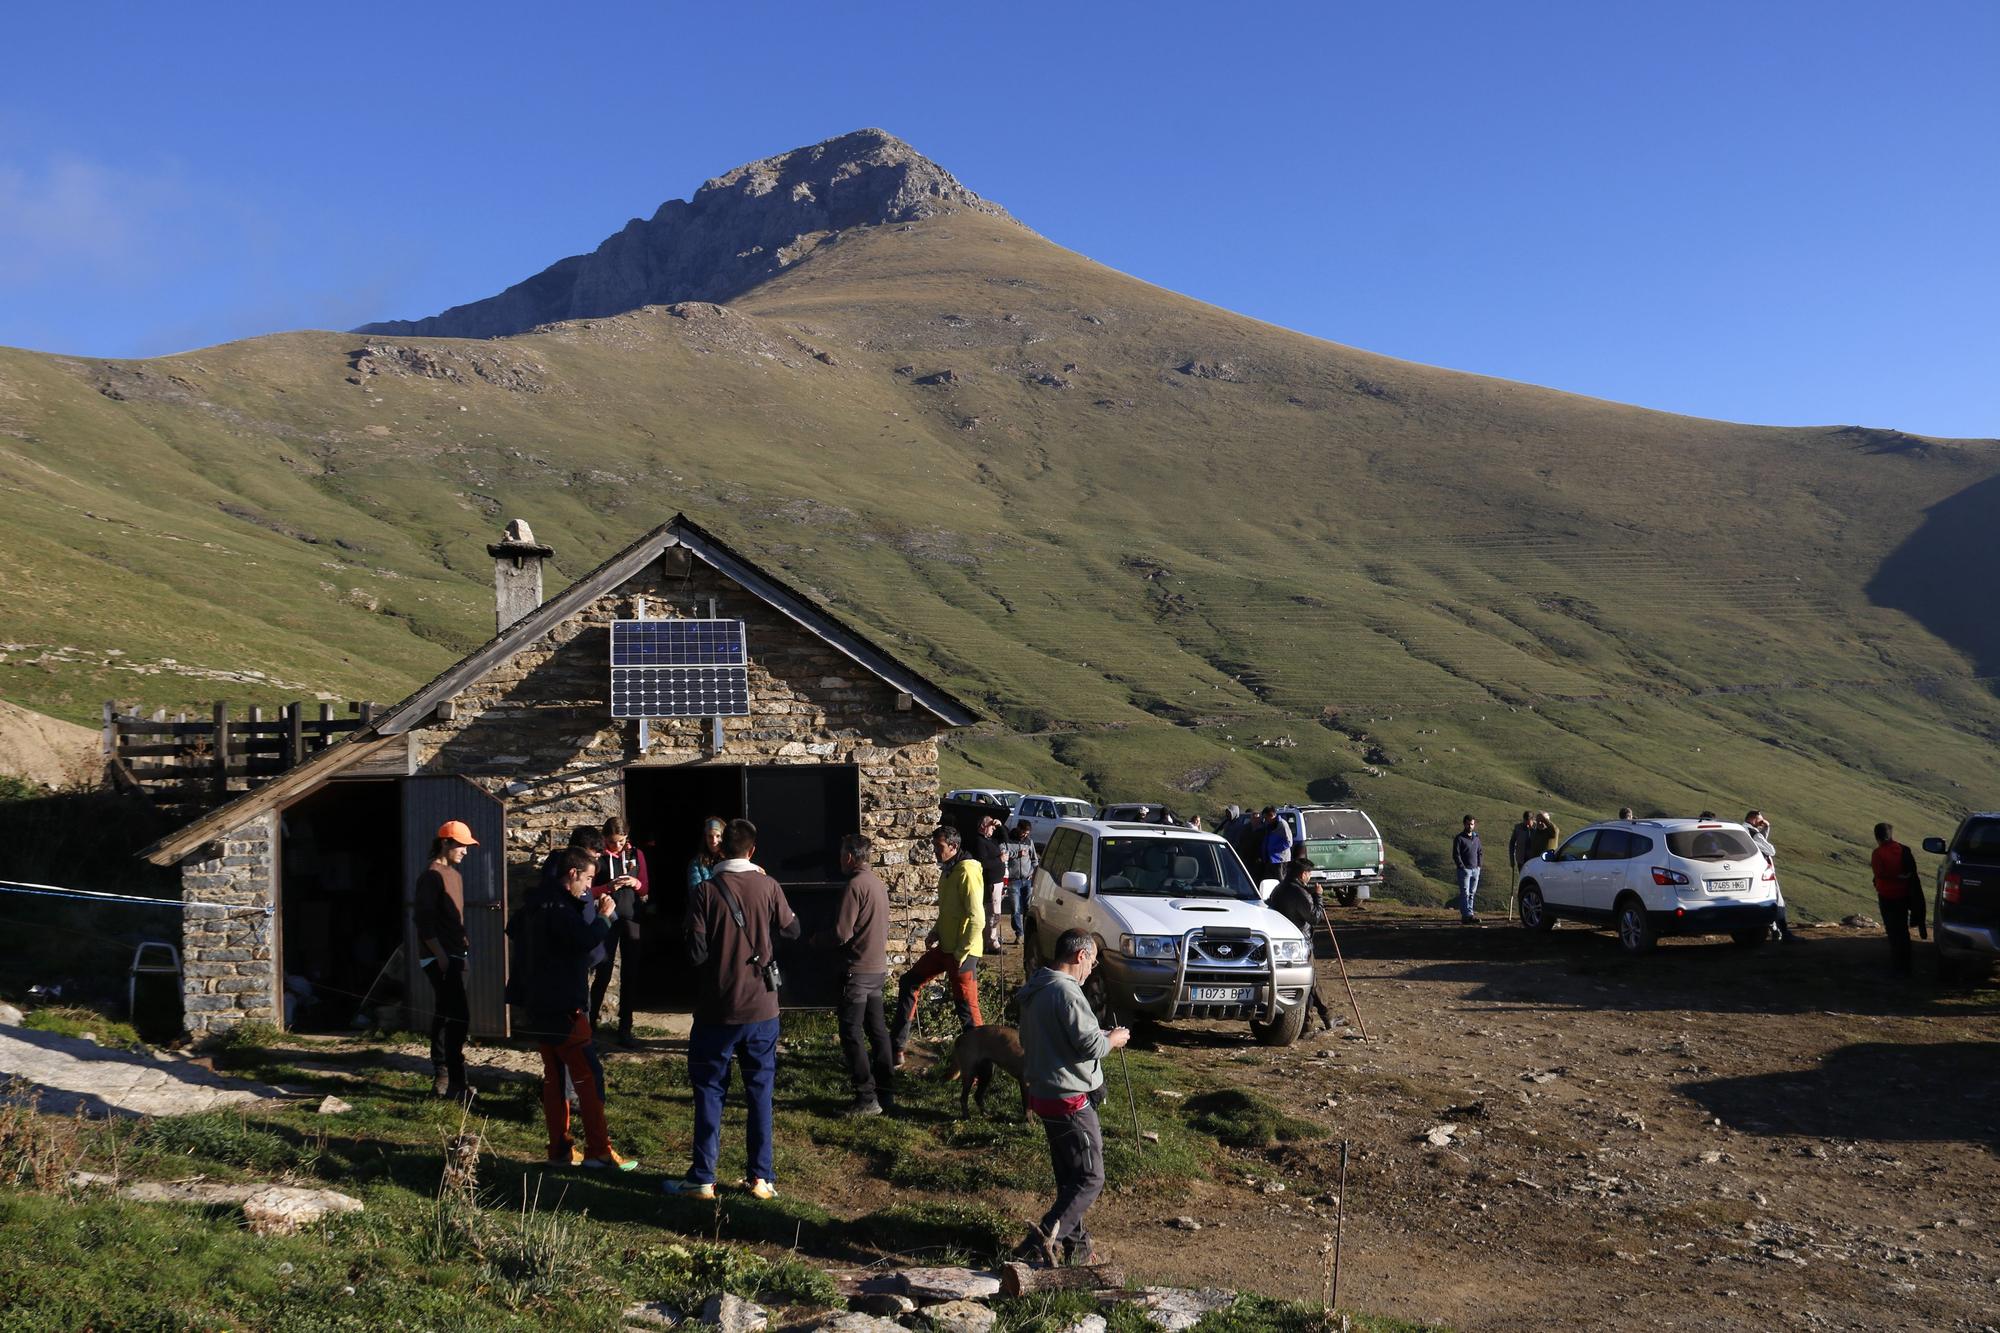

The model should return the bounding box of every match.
[1507,810,1537,884]
[815,834,893,1117]
[972,811,1008,953]
[1527,812,1560,863]
[1015,929,1130,1267]
[1617,807,1635,821]
[510,848,637,1171]
[665,818,799,1200]
[1268,850,1335,1033]
[414,820,478,1103]
[890,826,985,1068]
[1870,821,1927,976]
[591,817,650,1046]
[1258,806,1293,883]
[1453,815,1484,924]
[1745,810,1791,942]
[1004,819,1039,945]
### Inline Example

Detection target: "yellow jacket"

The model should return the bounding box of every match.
[936,856,986,960]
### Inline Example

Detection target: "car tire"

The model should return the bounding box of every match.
[1023,923,1044,976]
[1081,958,1114,1027]
[1518,883,1555,932]
[1616,896,1657,955]
[1730,929,1768,948]
[1332,884,1358,909]
[1251,998,1308,1047]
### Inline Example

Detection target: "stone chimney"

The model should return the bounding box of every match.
[487,519,554,635]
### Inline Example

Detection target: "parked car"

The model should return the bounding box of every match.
[945,788,1022,812]
[1515,817,1779,954]
[1096,802,1189,826]
[1014,794,1097,849]
[1276,805,1385,906]
[1923,813,2000,981]
[1024,819,1316,1045]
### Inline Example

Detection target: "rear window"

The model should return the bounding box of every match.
[1055,800,1093,819]
[1956,818,2000,860]
[1665,827,1759,862]
[1302,809,1375,840]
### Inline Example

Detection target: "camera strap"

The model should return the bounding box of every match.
[711,875,750,932]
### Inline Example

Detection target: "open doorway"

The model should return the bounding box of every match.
[279,780,400,1032]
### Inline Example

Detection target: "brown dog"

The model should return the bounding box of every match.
[946,1024,1027,1119]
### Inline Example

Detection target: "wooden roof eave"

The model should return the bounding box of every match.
[138,732,403,866]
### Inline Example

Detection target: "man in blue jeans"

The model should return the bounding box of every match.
[1453,815,1483,924]
[664,818,799,1201]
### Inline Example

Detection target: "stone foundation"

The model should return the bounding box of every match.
[178,813,279,1037]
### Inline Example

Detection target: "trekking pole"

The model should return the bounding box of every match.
[1112,1009,1143,1149]
[1331,1138,1349,1313]
[1325,923,1369,1041]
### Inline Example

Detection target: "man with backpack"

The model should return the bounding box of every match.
[664,818,800,1201]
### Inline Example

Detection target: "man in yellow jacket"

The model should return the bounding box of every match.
[890,825,985,1069]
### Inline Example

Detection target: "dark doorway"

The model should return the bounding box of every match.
[622,763,861,1010]
[279,780,399,1033]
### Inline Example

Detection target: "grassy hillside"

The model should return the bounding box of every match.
[2,212,1996,918]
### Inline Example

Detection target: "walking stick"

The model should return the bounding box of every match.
[1331,1138,1349,1312]
[1323,918,1369,1041]
[1112,1009,1143,1149]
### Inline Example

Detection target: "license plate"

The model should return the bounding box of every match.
[1190,986,1255,1003]
[1706,878,1750,894]
[1319,869,1357,880]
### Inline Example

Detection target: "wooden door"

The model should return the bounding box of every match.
[401,776,509,1038]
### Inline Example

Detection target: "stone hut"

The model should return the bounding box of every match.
[142,515,981,1038]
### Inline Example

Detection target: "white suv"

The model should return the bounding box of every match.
[1014,794,1097,849]
[1024,820,1316,1045]
[1516,818,1781,954]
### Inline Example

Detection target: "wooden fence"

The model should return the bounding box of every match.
[104,700,378,805]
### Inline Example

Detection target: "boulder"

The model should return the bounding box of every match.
[810,1316,903,1333]
[1056,1318,1108,1333]
[699,1292,769,1332]
[241,1186,364,1236]
[913,1300,995,1333]
[0,1003,24,1026]
[850,1293,916,1316]
[317,1095,353,1115]
[895,1268,1001,1302]
[622,1301,682,1328]
[1131,1287,1237,1331]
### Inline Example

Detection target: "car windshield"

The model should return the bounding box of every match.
[1095,838,1258,900]
[1301,809,1374,840]
[1665,827,1759,862]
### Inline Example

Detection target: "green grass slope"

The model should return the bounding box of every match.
[1,212,1996,918]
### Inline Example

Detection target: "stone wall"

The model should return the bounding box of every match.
[410,555,950,941]
[179,812,278,1037]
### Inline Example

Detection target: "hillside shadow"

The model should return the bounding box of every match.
[1866,470,2000,687]
[1679,1041,2000,1147]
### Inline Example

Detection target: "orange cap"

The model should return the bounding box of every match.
[437,820,479,846]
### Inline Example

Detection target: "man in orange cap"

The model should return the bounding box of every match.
[415,820,479,1102]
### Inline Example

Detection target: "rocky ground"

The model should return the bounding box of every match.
[1051,912,2000,1331]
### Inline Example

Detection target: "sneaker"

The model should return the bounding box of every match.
[744,1177,777,1200]
[546,1143,581,1166]
[1461,915,1482,925]
[662,1177,716,1200]
[580,1150,639,1172]
[890,1049,906,1071]
[843,1096,884,1118]
[616,1028,639,1049]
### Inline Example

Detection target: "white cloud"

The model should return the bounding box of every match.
[0,154,194,286]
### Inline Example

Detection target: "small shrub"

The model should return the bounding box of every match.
[485,1177,602,1310]
[0,1084,90,1191]
[623,1239,839,1311]
[132,1110,295,1172]
[1182,1089,1323,1149]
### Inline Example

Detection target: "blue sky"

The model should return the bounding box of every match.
[3,2,1995,437]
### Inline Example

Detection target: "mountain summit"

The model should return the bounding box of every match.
[358,128,1012,339]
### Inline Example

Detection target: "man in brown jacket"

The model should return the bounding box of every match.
[816,833,893,1116]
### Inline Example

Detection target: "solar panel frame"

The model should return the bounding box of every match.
[608,619,752,718]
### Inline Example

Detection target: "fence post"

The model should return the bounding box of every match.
[212,701,231,800]
[286,703,305,769]
[101,701,116,759]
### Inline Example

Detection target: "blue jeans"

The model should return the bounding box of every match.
[686,1017,779,1185]
[1457,867,1482,919]
[1011,884,1030,938]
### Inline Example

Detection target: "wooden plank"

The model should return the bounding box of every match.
[116,743,218,758]
[212,702,231,800]
[287,704,305,767]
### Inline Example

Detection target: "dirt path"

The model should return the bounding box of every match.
[1053,917,2000,1331]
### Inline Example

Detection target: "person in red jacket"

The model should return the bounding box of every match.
[1869,821,1928,976]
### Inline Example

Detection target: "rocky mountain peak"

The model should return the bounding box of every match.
[357,129,1014,340]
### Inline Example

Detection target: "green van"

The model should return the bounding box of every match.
[1277,806,1385,906]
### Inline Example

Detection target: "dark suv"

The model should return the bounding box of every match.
[1922,813,2000,981]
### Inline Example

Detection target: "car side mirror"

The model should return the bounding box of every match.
[1258,878,1279,900]
[1922,837,1948,855]
[1060,870,1089,895]
[1540,851,1553,862]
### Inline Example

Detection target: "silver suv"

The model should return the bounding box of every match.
[1516,818,1780,954]
[1024,820,1316,1045]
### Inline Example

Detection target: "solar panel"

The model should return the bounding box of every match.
[609,619,751,718]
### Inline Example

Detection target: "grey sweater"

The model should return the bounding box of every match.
[1017,967,1110,1098]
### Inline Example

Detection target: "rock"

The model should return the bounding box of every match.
[1151,1089,1185,1101]
[1141,1131,1160,1144]
[241,1186,364,1236]
[1168,1215,1202,1231]
[1842,914,1879,929]
[317,1095,353,1115]
[0,1003,23,1026]
[812,1316,902,1333]
[851,1293,916,1317]
[915,1299,996,1333]
[1422,1123,1459,1147]
[699,1293,768,1332]
[121,1181,258,1207]
[65,1170,118,1190]
[623,1300,683,1327]
[1260,1181,1286,1195]
[895,1268,1001,1302]
[1131,1287,1237,1330]
[1055,1318,1107,1333]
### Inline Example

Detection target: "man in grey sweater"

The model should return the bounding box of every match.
[1014,928,1130,1266]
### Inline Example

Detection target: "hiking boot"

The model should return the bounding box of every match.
[615,1026,639,1049]
[661,1177,715,1200]
[744,1177,777,1200]
[580,1150,639,1172]
[843,1096,884,1118]
[431,1067,452,1097]
[890,1048,906,1071]
[1011,1224,1059,1268]
[547,1143,584,1166]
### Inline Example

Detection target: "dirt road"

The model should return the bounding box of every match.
[1080,913,2000,1331]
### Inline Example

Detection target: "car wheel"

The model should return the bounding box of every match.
[1251,998,1308,1047]
[1518,883,1555,932]
[1022,924,1044,975]
[1081,960,1114,1026]
[1730,929,1768,948]
[1333,884,1358,909]
[1616,896,1657,955]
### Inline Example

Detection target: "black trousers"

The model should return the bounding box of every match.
[423,958,470,1089]
[1037,1100,1105,1256]
[838,971,894,1102]
[590,929,641,1033]
[1880,899,1918,974]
